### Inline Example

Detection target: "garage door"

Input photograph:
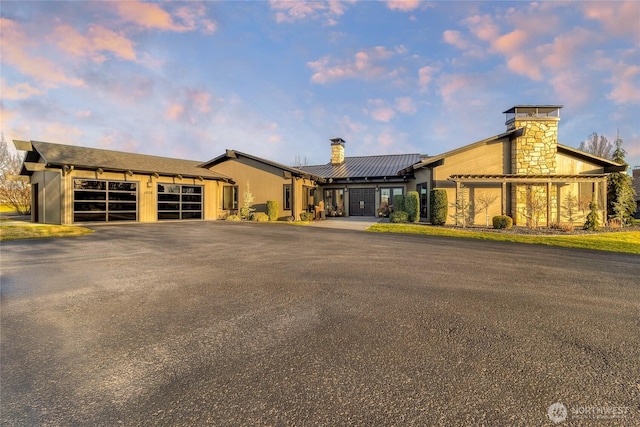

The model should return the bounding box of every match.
[158,184,203,220]
[349,188,375,216]
[73,179,137,222]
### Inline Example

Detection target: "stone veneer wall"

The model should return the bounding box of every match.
[511,118,560,226]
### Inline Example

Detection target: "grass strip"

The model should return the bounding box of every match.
[367,223,640,255]
[1,224,94,241]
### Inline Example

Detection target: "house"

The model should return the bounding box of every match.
[399,106,626,226]
[13,140,234,224]
[15,105,626,226]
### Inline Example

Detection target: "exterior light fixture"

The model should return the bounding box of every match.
[96,168,104,174]
[126,170,133,176]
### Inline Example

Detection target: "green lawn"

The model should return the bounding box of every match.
[367,223,640,255]
[0,224,94,241]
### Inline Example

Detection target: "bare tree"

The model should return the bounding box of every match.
[474,191,499,227]
[0,134,31,215]
[579,132,613,159]
[292,155,308,167]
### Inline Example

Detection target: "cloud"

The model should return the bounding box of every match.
[582,1,640,42]
[270,0,353,25]
[0,18,84,88]
[308,46,405,84]
[418,65,437,91]
[395,97,417,114]
[367,99,396,122]
[52,24,137,63]
[164,89,217,124]
[0,78,43,100]
[111,1,215,33]
[607,63,640,104]
[386,0,422,12]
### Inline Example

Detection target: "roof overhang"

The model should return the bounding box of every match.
[448,174,608,184]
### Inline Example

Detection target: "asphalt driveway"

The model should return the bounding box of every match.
[1,221,639,426]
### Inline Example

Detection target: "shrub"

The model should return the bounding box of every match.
[550,222,574,232]
[492,215,513,229]
[389,210,408,223]
[252,212,269,222]
[266,200,279,221]
[226,214,241,221]
[583,201,600,231]
[405,191,420,223]
[299,212,314,222]
[430,189,448,225]
[393,194,405,213]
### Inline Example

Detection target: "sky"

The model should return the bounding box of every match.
[1,1,639,171]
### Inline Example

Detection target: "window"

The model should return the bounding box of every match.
[222,186,238,210]
[324,188,344,216]
[158,184,203,220]
[73,179,137,222]
[283,184,292,210]
[380,187,404,207]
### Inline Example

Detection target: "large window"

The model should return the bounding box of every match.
[380,187,404,207]
[158,184,202,220]
[223,185,238,210]
[74,179,137,222]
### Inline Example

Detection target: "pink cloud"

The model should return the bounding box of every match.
[112,0,215,33]
[506,54,543,81]
[165,104,185,121]
[582,1,640,41]
[443,30,469,50]
[0,78,43,100]
[270,0,354,25]
[308,46,405,84]
[386,0,421,12]
[462,14,499,43]
[607,63,640,104]
[541,28,594,71]
[53,25,136,63]
[395,97,417,115]
[0,18,84,88]
[493,29,527,55]
[418,66,437,91]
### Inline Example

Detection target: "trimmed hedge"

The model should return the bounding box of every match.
[226,214,241,221]
[266,200,279,221]
[405,191,420,223]
[492,215,513,229]
[252,212,269,222]
[430,189,448,225]
[299,212,314,221]
[393,194,405,213]
[389,210,409,223]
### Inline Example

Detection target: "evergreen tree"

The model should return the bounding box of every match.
[607,135,637,225]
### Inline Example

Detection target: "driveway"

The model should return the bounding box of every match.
[1,221,639,426]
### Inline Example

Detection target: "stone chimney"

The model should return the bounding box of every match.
[504,105,562,175]
[330,137,345,165]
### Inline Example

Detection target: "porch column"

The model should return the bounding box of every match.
[455,180,461,223]
[546,181,552,227]
[501,181,507,215]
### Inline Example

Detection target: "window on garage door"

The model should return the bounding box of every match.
[158,184,203,220]
[74,179,137,222]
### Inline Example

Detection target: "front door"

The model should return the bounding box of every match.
[349,188,375,216]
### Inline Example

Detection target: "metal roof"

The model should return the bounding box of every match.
[299,154,424,179]
[17,140,233,181]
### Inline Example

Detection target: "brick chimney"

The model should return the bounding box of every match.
[330,137,345,165]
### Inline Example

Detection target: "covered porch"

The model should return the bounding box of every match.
[448,174,608,227]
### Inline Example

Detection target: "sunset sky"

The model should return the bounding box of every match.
[1,1,639,169]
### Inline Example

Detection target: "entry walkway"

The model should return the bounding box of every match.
[306,216,387,231]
